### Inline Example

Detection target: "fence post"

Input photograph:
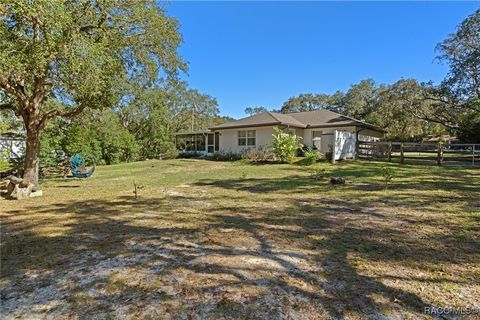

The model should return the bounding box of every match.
[473,144,476,167]
[437,142,443,166]
[400,143,404,164]
[388,142,392,162]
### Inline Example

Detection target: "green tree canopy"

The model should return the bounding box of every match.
[167,82,219,132]
[341,79,378,120]
[0,0,185,185]
[367,80,444,141]
[280,93,338,113]
[437,9,480,103]
[245,106,268,116]
[407,9,480,141]
[435,8,480,141]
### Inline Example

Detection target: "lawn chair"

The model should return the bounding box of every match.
[70,154,95,178]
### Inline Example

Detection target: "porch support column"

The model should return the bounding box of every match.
[354,127,360,160]
[204,133,208,153]
[332,130,337,164]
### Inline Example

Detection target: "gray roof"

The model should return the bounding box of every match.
[209,112,306,130]
[210,109,384,131]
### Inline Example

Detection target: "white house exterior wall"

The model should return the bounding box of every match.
[216,125,383,157]
[216,126,277,154]
[303,126,356,154]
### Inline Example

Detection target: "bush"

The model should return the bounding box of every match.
[296,144,310,157]
[270,127,302,163]
[242,147,275,163]
[178,151,203,159]
[210,151,242,161]
[161,147,178,159]
[303,150,323,165]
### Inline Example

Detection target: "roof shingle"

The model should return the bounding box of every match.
[210,109,384,131]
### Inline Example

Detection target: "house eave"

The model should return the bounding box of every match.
[210,122,308,131]
[306,123,385,132]
[210,122,277,130]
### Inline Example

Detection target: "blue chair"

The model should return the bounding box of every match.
[70,154,95,178]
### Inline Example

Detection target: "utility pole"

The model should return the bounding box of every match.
[191,102,196,132]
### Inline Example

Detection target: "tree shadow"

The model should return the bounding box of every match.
[199,203,433,318]
[193,163,480,212]
[1,179,478,318]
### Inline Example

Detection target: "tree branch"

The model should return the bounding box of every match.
[33,16,41,46]
[0,76,28,104]
[32,72,48,109]
[38,103,87,131]
[0,103,16,112]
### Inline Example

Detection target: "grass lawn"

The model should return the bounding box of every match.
[1,159,479,319]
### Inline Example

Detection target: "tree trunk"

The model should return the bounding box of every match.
[23,127,41,188]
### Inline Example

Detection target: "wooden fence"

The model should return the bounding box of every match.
[358,141,480,166]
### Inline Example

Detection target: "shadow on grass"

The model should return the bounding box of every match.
[194,161,480,211]
[1,168,479,318]
[194,175,328,194]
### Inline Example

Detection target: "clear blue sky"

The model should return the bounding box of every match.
[163,1,479,119]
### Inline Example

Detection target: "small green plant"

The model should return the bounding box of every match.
[270,127,302,163]
[380,165,396,189]
[303,150,323,166]
[311,168,329,180]
[240,171,247,179]
[133,180,145,199]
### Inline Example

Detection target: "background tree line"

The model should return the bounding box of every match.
[2,81,229,166]
[246,9,480,143]
[38,81,230,166]
[275,79,446,142]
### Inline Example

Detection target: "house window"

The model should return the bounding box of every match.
[214,132,220,151]
[238,130,256,146]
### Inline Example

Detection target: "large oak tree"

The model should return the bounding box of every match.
[411,9,480,141]
[0,0,184,186]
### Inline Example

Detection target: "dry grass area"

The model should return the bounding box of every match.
[1,159,479,319]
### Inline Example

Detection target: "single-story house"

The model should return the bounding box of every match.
[174,109,384,160]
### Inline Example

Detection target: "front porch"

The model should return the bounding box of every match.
[174,130,219,156]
